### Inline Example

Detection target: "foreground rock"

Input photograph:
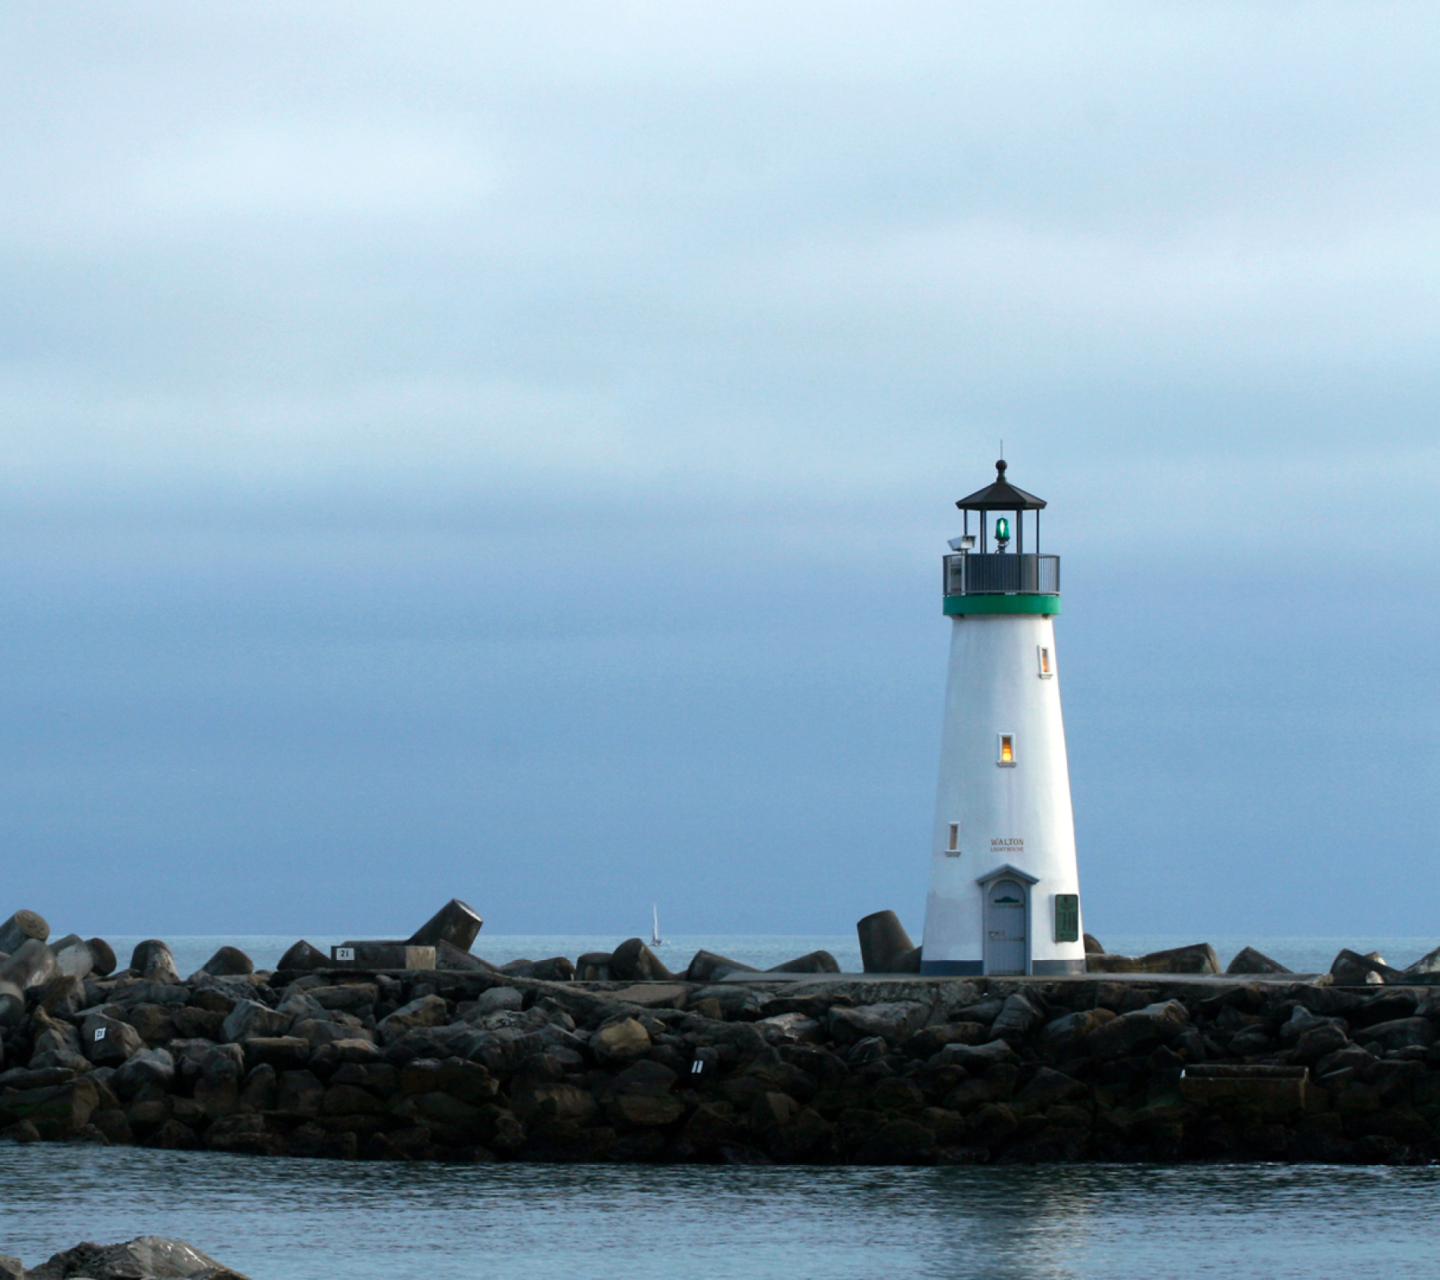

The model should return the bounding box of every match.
[13,1236,250,1280]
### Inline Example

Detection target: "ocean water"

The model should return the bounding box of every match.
[4,1146,1440,1279]
[102,933,1440,979]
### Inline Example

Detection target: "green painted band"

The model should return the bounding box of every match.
[944,595,1062,616]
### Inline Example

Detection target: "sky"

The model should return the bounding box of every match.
[2,3,1438,945]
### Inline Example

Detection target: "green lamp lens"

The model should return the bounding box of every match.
[995,517,1010,541]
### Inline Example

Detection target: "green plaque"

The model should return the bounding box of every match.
[1054,894,1079,943]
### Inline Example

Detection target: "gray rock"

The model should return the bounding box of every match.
[0,937,58,1026]
[1402,944,1440,977]
[24,1235,253,1280]
[407,897,484,951]
[277,939,330,971]
[610,938,674,981]
[80,1012,145,1065]
[938,1039,1018,1069]
[474,986,524,1015]
[1330,949,1403,986]
[0,1254,22,1280]
[576,951,614,980]
[767,950,841,975]
[1086,999,1189,1059]
[377,993,450,1041]
[87,937,118,977]
[1227,946,1292,975]
[112,1048,177,1097]
[52,937,96,980]
[436,939,497,971]
[1278,1005,1346,1046]
[591,1016,651,1063]
[685,950,757,983]
[991,991,1046,1040]
[829,1000,931,1046]
[221,999,293,1043]
[857,910,915,974]
[201,946,254,977]
[1356,1016,1437,1052]
[129,939,181,985]
[0,909,49,955]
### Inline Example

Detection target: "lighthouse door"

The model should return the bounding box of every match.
[984,878,1028,975]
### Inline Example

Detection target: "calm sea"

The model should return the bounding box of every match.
[5,1146,1440,1279]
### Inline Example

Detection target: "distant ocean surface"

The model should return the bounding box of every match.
[104,933,1440,978]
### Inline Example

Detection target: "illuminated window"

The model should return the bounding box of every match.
[947,822,961,855]
[998,734,1016,766]
[1037,646,1053,678]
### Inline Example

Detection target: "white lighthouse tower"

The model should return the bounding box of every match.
[920,459,1084,976]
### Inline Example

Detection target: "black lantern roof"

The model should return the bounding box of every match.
[954,460,1046,511]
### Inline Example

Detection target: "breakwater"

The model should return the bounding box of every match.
[4,933,1440,1165]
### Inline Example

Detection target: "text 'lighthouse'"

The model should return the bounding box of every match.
[920,460,1084,976]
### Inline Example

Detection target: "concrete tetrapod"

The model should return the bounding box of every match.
[0,938,57,1027]
[857,910,919,974]
[0,910,48,956]
[407,898,484,952]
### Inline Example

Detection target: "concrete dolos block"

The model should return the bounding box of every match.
[857,910,917,974]
[407,899,483,952]
[0,910,49,956]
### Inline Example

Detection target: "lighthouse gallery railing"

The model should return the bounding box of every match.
[944,553,1060,596]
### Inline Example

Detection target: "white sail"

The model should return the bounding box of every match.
[651,903,664,947]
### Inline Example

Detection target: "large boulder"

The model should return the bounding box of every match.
[0,910,48,955]
[201,946,254,977]
[407,898,484,952]
[685,950,757,983]
[0,938,57,1026]
[1086,999,1189,1059]
[130,939,181,985]
[24,1236,252,1280]
[81,1012,145,1065]
[856,910,915,974]
[1226,946,1292,975]
[828,1001,931,1046]
[1330,949,1403,986]
[221,999,293,1043]
[277,940,330,971]
[610,937,674,982]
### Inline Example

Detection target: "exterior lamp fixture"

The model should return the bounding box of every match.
[994,517,1011,551]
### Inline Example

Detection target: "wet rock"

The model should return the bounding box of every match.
[829,1001,931,1046]
[82,1012,145,1065]
[855,1117,936,1164]
[0,909,48,955]
[1330,949,1403,986]
[23,1235,253,1280]
[277,940,330,971]
[610,938,674,982]
[87,937,118,977]
[856,910,916,974]
[129,940,181,985]
[1227,946,1292,976]
[767,951,841,975]
[201,946,254,977]
[221,999,292,1043]
[592,1017,651,1064]
[407,898,484,952]
[1087,1000,1189,1060]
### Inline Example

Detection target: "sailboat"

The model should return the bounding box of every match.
[650,904,665,947]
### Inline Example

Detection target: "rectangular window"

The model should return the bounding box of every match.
[1037,646,1053,678]
[998,734,1016,766]
[947,822,961,855]
[1054,894,1080,943]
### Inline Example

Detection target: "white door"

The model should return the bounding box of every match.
[984,878,1028,975]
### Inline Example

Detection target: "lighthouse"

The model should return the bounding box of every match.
[919,460,1084,976]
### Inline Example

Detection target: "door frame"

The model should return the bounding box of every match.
[976,863,1039,976]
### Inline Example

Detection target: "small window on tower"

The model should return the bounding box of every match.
[998,734,1016,766]
[1037,646,1053,678]
[947,822,961,855]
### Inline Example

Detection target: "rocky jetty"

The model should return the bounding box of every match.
[1,1235,250,1280]
[6,908,1440,1165]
